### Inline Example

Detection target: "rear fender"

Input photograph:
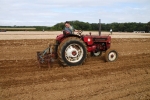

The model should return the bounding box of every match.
[56,34,81,43]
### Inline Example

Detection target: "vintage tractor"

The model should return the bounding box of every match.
[37,30,118,67]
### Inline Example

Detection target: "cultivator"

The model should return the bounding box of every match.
[37,44,56,68]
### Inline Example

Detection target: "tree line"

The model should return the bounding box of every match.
[51,21,150,32]
[1,20,150,32]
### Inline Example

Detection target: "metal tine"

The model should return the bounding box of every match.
[48,44,51,54]
[49,44,53,54]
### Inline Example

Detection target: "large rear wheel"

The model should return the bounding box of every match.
[57,37,87,66]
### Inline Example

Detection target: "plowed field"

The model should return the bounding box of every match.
[0,32,150,100]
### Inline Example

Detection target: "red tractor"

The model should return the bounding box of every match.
[37,30,118,67]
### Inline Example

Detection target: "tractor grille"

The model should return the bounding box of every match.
[93,38,107,42]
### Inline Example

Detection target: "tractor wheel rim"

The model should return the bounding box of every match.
[94,51,101,56]
[65,44,83,63]
[108,52,117,61]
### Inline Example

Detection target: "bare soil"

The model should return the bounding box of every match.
[0,33,150,100]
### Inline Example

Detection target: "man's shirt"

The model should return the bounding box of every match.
[64,26,75,34]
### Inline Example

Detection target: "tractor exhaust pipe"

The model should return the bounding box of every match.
[99,19,101,36]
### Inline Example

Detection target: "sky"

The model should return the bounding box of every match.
[0,0,150,26]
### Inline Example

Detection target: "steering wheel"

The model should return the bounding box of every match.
[77,30,83,35]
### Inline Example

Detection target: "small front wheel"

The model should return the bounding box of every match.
[105,49,118,62]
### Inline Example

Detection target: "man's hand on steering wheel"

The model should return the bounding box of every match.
[76,30,83,35]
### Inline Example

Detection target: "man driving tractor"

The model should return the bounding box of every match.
[37,20,118,67]
[64,21,80,34]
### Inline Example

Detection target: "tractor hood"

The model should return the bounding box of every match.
[83,35,111,46]
[84,35,111,41]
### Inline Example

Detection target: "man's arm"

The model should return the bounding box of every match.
[74,29,81,32]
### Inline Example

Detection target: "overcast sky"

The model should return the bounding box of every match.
[0,0,150,26]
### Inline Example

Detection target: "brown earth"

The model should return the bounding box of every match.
[0,38,150,100]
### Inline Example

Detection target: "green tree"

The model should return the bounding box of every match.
[146,22,150,32]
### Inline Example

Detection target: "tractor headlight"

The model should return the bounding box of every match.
[108,41,111,44]
[88,38,91,42]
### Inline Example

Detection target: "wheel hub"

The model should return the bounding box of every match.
[66,46,78,58]
[111,54,114,58]
[65,44,83,63]
[109,52,116,61]
[72,51,77,56]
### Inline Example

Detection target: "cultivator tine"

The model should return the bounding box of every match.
[37,51,42,68]
[48,45,52,55]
